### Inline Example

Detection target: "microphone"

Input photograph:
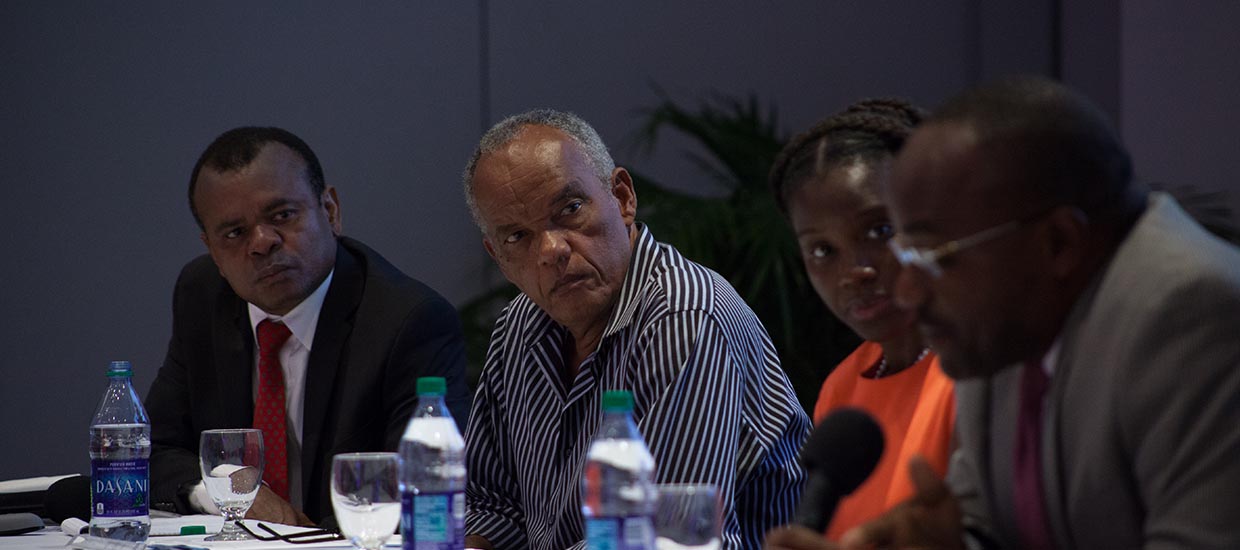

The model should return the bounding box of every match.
[793,407,884,531]
[43,475,92,523]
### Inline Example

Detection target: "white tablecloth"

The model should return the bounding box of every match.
[0,516,403,549]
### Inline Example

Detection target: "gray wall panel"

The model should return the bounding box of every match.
[10,1,1228,486]
[0,1,483,478]
[1121,0,1240,220]
[485,2,973,192]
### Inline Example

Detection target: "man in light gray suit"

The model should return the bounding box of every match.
[765,77,1240,549]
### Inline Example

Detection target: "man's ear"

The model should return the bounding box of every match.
[1044,206,1089,279]
[610,167,637,225]
[321,186,342,235]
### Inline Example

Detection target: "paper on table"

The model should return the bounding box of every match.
[152,519,402,549]
[0,474,77,493]
[59,517,88,535]
[151,515,225,536]
[60,515,225,537]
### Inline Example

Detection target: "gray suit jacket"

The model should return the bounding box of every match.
[951,193,1240,549]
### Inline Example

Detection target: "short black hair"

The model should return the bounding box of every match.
[769,98,924,213]
[929,75,1133,217]
[188,126,326,230]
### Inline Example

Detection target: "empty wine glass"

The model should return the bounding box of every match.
[331,452,401,550]
[654,484,721,550]
[199,428,264,541]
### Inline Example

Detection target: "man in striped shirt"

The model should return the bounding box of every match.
[460,109,810,549]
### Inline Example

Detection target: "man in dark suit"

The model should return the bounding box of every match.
[766,77,1240,549]
[145,127,471,526]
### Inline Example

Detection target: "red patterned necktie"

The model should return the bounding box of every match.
[254,320,293,500]
[1013,361,1053,549]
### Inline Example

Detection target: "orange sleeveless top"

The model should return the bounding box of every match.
[812,341,956,540]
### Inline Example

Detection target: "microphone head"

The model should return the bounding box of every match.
[801,407,884,496]
[43,475,91,522]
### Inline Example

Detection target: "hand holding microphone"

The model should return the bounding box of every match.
[767,457,963,550]
[770,408,964,550]
[765,408,883,550]
[838,457,965,550]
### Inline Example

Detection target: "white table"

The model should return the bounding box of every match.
[0,517,404,549]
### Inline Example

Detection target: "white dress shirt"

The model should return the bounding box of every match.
[245,269,335,450]
[190,270,334,514]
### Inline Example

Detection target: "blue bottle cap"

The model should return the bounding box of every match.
[107,360,133,377]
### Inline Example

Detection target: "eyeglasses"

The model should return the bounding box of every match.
[233,521,344,544]
[887,213,1043,279]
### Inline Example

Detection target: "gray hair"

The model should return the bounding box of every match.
[462,109,616,230]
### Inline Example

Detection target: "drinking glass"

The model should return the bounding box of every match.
[654,484,721,550]
[199,428,265,541]
[330,452,401,550]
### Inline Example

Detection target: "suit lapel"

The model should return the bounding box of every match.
[214,282,255,428]
[1042,355,1070,549]
[953,378,1001,540]
[986,365,1023,546]
[1040,270,1104,549]
[300,241,363,497]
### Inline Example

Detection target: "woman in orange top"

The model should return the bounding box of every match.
[768,99,956,540]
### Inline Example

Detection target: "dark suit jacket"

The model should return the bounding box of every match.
[145,236,470,523]
[950,193,1240,549]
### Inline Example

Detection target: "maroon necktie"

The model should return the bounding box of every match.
[254,320,292,500]
[1013,361,1053,549]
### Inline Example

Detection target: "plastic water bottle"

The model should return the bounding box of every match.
[399,377,465,550]
[88,360,151,543]
[582,390,657,550]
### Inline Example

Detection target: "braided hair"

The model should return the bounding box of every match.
[769,98,925,213]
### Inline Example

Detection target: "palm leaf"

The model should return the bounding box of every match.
[627,92,860,413]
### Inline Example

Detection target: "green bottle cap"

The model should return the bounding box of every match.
[601,390,633,412]
[107,360,132,377]
[417,377,446,396]
[180,525,207,535]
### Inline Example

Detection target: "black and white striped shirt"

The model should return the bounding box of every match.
[466,225,810,549]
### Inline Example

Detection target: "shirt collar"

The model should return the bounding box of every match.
[601,223,661,339]
[247,269,335,351]
[1039,334,1063,378]
[515,224,660,351]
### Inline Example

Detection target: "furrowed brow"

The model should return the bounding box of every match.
[261,198,297,214]
[552,180,589,206]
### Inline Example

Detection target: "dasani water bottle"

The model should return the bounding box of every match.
[88,360,151,543]
[582,390,657,550]
[400,377,466,550]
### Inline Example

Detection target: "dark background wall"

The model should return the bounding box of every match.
[2,1,1236,479]
[1121,2,1240,218]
